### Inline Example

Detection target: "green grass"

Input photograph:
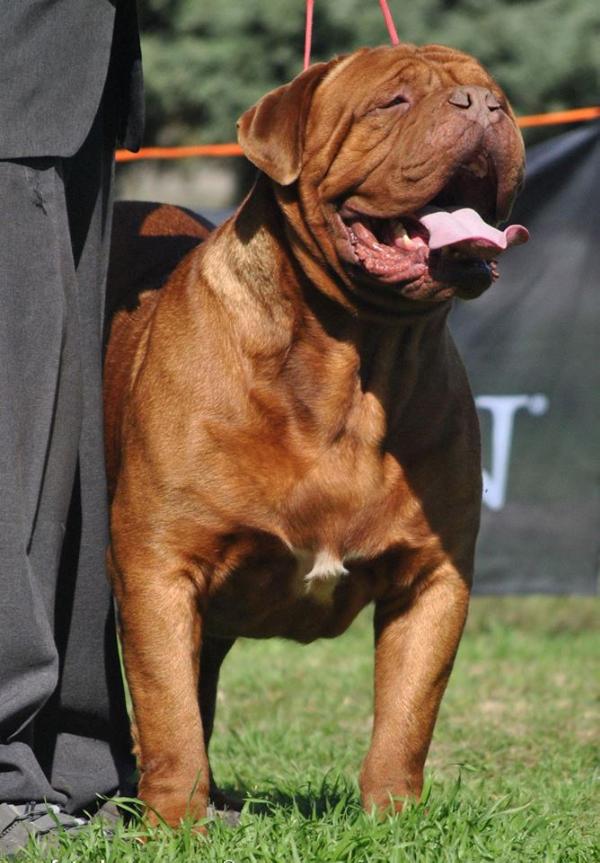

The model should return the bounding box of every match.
[10,597,600,862]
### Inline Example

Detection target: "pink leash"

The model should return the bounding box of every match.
[304,0,399,70]
[304,0,315,70]
[378,0,400,45]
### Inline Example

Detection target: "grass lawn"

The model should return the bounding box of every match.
[11,597,599,862]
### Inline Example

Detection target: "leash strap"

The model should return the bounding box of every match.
[304,0,315,69]
[379,0,400,45]
[303,0,399,70]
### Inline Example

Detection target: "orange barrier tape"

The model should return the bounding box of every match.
[517,106,600,128]
[115,106,600,162]
[116,143,243,161]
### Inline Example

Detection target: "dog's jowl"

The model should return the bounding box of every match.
[104,42,527,827]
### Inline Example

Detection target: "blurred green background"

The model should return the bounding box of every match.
[139,0,599,146]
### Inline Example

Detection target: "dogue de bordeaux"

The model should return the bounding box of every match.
[104,42,528,827]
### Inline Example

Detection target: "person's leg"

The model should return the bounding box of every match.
[0,157,81,807]
[32,106,135,814]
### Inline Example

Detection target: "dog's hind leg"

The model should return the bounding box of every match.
[198,636,240,811]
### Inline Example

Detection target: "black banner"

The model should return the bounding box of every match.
[451,121,600,594]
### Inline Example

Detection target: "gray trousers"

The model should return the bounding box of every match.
[0,108,133,813]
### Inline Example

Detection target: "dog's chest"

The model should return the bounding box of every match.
[278,436,405,558]
[205,444,416,641]
[204,381,431,640]
[205,538,376,642]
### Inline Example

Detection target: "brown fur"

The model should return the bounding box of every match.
[104,44,525,826]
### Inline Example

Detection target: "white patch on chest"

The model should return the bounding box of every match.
[293,548,349,604]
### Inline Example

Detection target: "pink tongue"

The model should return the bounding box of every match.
[419,207,529,252]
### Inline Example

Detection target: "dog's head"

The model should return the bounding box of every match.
[238,44,527,312]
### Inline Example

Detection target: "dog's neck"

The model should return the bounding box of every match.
[202,176,455,446]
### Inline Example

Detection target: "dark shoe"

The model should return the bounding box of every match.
[208,786,242,826]
[0,802,86,859]
[206,803,241,827]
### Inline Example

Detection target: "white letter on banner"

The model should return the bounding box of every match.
[476,394,549,511]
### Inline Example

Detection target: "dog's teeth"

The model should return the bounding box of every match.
[393,223,416,249]
[393,229,415,251]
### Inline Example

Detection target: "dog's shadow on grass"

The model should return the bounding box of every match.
[216,779,361,819]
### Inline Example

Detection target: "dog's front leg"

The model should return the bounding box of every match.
[109,546,209,827]
[360,561,470,813]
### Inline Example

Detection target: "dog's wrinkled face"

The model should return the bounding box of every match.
[238,44,527,309]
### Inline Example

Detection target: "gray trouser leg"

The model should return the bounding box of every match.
[0,156,80,807]
[0,108,133,812]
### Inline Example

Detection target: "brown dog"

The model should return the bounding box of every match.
[104,43,527,826]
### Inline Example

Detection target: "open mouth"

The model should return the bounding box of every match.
[335,156,528,300]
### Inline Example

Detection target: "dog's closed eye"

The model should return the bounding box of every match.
[381,94,411,109]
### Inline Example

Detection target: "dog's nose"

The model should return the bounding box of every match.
[448,86,501,125]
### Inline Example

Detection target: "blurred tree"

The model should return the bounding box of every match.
[139,0,600,148]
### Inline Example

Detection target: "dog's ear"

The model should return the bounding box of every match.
[237,62,331,186]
